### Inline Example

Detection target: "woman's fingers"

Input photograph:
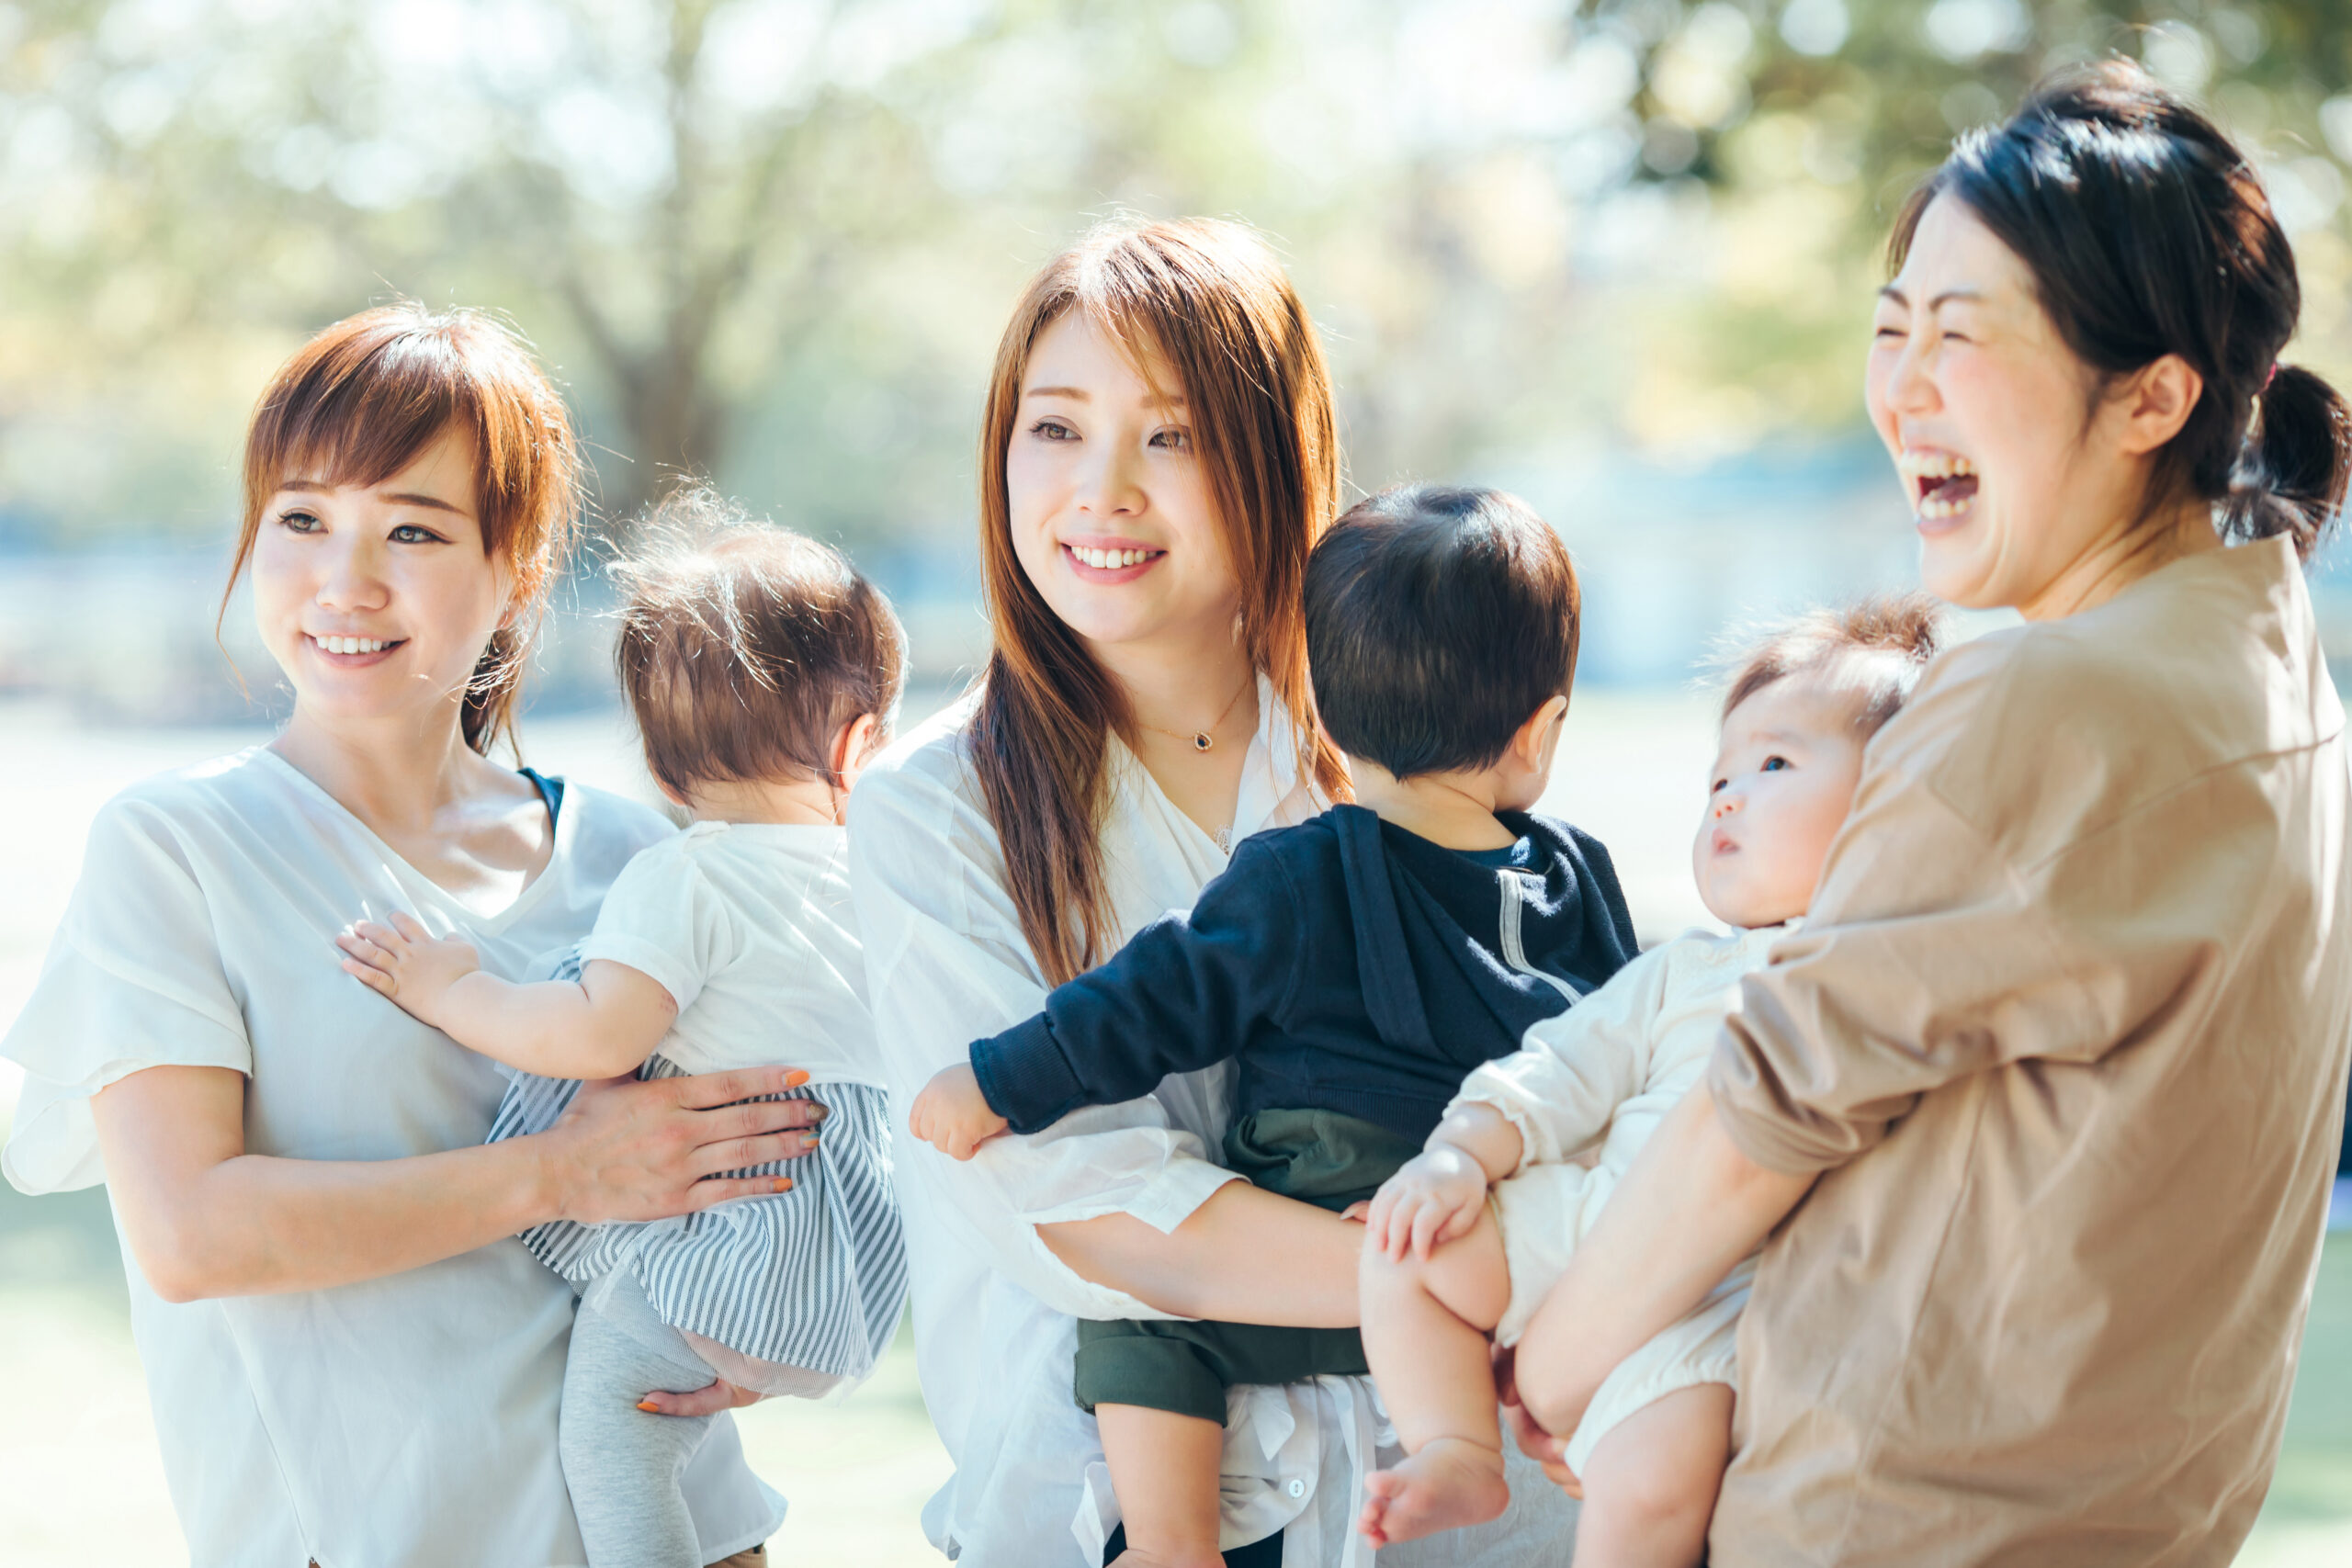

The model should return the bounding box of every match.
[636,1377,761,1417]
[691,1130,820,1177]
[339,958,395,996]
[670,1066,812,1110]
[697,1096,826,1145]
[388,909,428,942]
[686,1175,795,1209]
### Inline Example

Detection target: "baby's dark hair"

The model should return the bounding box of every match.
[1720,592,1945,739]
[612,487,907,800]
[1305,483,1579,779]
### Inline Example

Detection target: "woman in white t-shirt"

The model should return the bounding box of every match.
[0,307,820,1568]
[850,218,1579,1568]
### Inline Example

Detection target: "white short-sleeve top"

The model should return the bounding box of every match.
[0,747,784,1568]
[849,686,1578,1568]
[577,820,877,1084]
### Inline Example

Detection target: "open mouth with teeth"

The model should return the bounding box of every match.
[1062,543,1167,574]
[1898,449,1978,520]
[309,635,403,658]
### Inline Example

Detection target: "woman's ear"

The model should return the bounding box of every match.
[2115,353,2204,457]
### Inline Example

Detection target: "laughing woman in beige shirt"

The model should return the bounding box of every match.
[1502,62,2352,1568]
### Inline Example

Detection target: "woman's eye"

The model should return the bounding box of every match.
[1761,755,1789,773]
[1150,427,1193,453]
[1710,778,1727,794]
[390,524,445,545]
[1030,418,1078,442]
[278,508,323,533]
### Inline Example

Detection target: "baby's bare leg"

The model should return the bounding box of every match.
[1570,1382,1732,1568]
[1357,1207,1514,1547]
[1099,1402,1226,1568]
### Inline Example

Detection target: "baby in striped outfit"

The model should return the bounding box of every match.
[336,491,909,1568]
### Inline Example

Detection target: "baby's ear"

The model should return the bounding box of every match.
[1517,694,1570,756]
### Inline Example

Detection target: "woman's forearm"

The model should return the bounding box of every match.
[94,1061,820,1303]
[95,1066,554,1301]
[1511,1083,1815,1438]
[1038,1180,1365,1326]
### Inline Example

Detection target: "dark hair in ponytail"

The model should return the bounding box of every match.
[1892,60,2352,559]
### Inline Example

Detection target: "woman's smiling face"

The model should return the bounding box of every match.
[1002,310,1241,660]
[251,425,510,733]
[1868,193,2158,616]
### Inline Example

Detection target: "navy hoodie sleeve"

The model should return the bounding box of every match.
[969,836,1306,1134]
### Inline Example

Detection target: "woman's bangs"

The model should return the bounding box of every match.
[249,341,477,504]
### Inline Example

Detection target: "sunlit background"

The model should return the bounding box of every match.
[4,2,2351,1562]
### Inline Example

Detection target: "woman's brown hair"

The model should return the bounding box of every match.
[973,218,1350,985]
[226,303,583,755]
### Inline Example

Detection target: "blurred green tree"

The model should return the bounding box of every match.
[7,0,2352,544]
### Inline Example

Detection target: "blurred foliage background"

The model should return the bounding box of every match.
[10,0,2352,557]
[7,7,2352,1562]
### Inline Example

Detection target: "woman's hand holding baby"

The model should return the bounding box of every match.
[337,911,482,1032]
[910,1063,1010,1159]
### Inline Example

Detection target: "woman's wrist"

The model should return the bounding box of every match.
[502,1125,571,1229]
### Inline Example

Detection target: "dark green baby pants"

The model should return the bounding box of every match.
[1071,1108,1419,1423]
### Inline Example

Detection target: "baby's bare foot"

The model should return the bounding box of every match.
[1358,1437,1510,1547]
[1107,1545,1226,1568]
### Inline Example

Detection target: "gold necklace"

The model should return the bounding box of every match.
[1135,673,1254,754]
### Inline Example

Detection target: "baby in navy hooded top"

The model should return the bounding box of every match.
[910,484,1637,1567]
[970,801,1635,1148]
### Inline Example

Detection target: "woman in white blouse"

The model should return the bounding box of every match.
[850,220,1579,1567]
[0,307,822,1568]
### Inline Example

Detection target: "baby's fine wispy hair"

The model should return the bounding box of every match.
[609,485,906,798]
[1711,592,1947,739]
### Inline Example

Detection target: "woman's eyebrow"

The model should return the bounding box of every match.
[379,491,470,516]
[1880,284,1984,310]
[1023,384,1089,400]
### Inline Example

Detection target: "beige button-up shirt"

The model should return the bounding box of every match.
[1708,536,2352,1566]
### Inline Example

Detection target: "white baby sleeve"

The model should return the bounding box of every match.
[1449,940,1674,1173]
[1,798,254,1193]
[574,829,734,1015]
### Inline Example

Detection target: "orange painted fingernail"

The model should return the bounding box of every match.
[636,1401,660,1413]
[772,1179,792,1192]
[784,1069,810,1088]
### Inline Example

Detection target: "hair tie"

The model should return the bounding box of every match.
[2267,361,2281,389]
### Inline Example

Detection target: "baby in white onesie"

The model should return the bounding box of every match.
[1354,594,1944,1568]
[335,491,909,1568]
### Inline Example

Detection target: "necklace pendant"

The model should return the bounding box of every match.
[1193,732,1214,752]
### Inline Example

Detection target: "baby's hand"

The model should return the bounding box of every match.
[909,1063,1010,1160]
[1365,1145,1491,1263]
[336,911,481,1032]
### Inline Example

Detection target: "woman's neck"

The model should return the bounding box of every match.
[1091,628,1259,740]
[270,703,495,836]
[2019,498,2223,623]
[1088,626,1261,842]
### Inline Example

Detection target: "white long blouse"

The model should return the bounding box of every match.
[0,748,784,1568]
[849,687,1579,1568]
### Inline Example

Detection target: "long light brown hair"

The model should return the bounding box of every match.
[226,304,582,756]
[973,218,1351,986]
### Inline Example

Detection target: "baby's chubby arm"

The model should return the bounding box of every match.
[1364,1101,1525,1263]
[337,911,675,1079]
